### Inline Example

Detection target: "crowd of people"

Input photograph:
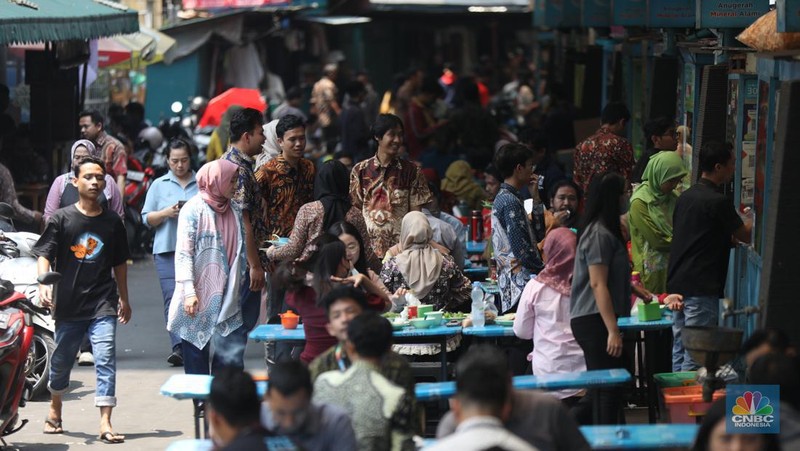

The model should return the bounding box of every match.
[0,62,795,449]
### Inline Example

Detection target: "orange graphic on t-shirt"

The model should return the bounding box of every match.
[71,238,99,259]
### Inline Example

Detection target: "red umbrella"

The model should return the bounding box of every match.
[198,88,266,128]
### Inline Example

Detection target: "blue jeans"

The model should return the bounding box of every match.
[672,296,719,371]
[210,271,261,370]
[154,252,181,350]
[49,316,117,407]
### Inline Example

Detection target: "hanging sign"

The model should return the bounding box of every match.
[648,0,695,28]
[582,0,611,27]
[695,0,770,29]
[777,0,800,32]
[612,0,646,26]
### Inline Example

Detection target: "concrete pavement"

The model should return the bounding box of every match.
[9,258,264,450]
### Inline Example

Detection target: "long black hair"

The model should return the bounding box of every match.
[328,221,369,274]
[578,172,626,243]
[309,238,347,305]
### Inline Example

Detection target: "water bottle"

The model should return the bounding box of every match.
[471,282,485,328]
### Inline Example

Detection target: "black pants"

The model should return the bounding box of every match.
[571,313,625,425]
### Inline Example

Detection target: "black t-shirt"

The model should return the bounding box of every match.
[667,179,743,297]
[33,204,130,321]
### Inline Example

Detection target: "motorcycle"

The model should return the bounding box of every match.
[0,203,56,399]
[0,272,56,445]
[124,155,155,258]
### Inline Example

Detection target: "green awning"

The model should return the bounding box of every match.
[1,0,140,45]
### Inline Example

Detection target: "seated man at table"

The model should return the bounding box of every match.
[309,286,415,395]
[313,312,415,451]
[425,345,536,451]
[436,346,590,451]
[262,360,357,451]
[208,368,272,451]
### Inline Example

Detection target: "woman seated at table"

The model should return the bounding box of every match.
[381,211,471,355]
[381,211,471,312]
[278,234,389,364]
[167,160,245,376]
[329,221,396,305]
[513,228,588,420]
[265,160,380,272]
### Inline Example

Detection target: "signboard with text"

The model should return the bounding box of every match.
[696,0,770,29]
[649,0,695,28]
[612,0,646,26]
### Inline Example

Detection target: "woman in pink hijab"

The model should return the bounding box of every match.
[513,228,586,405]
[167,159,247,376]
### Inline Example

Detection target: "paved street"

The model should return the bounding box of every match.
[9,258,264,450]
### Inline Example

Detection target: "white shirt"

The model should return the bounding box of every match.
[424,416,538,451]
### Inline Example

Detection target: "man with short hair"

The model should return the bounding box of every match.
[309,287,415,398]
[313,312,415,451]
[427,346,538,451]
[492,143,544,313]
[257,114,315,368]
[572,102,635,199]
[209,368,271,450]
[667,141,752,371]
[350,114,432,260]
[79,110,127,198]
[221,108,267,369]
[631,117,678,184]
[33,156,131,442]
[262,360,357,450]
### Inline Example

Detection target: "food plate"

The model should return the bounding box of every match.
[443,312,467,321]
[391,320,409,330]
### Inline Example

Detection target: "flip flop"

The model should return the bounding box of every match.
[43,418,63,434]
[98,431,125,444]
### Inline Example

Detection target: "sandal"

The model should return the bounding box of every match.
[98,431,125,444]
[43,418,63,434]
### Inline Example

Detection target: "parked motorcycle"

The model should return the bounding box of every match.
[0,272,56,445]
[0,203,56,399]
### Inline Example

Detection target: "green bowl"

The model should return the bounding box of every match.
[417,305,434,316]
[410,318,438,329]
[425,312,444,322]
[495,319,514,327]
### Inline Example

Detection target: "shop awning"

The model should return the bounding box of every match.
[98,28,177,69]
[0,0,140,45]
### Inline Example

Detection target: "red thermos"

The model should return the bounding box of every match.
[471,210,483,242]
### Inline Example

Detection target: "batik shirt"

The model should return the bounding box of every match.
[349,156,432,260]
[223,146,267,249]
[96,131,127,178]
[255,155,315,238]
[572,125,635,199]
[491,183,544,313]
[313,361,415,451]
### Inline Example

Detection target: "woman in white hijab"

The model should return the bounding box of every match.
[255,119,281,171]
[380,211,471,312]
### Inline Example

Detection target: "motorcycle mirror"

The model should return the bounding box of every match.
[171,101,184,114]
[0,202,13,219]
[37,272,62,285]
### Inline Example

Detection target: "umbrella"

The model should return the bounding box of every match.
[199,88,266,128]
[97,27,176,69]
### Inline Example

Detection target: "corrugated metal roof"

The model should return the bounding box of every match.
[0,0,140,45]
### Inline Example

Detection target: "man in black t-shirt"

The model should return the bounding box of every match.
[33,157,131,443]
[667,142,752,372]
